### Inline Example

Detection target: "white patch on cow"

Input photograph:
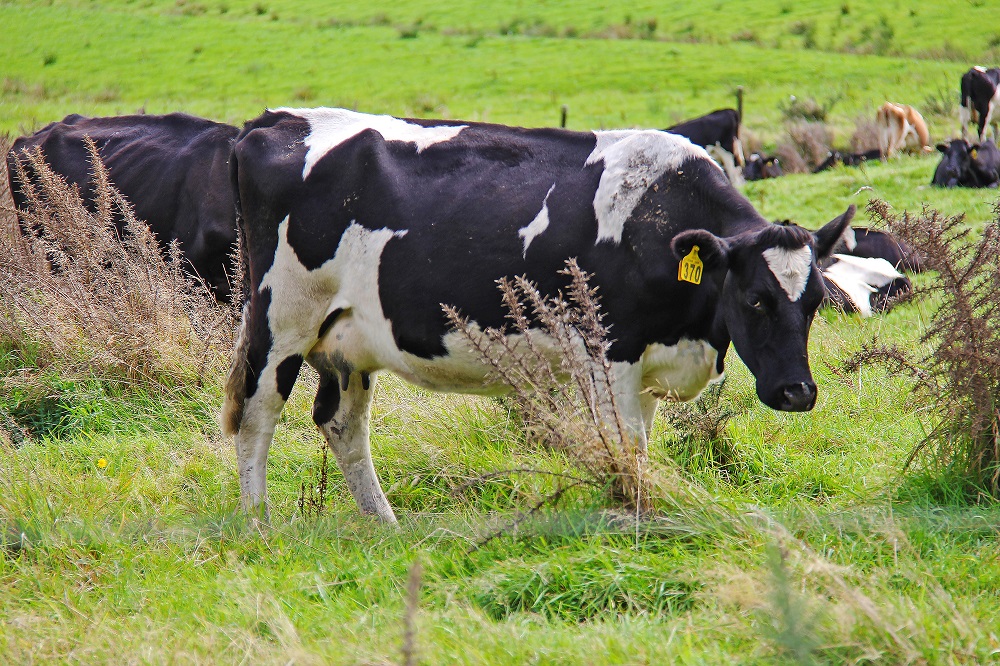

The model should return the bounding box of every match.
[587,130,707,244]
[975,65,987,73]
[762,245,813,301]
[518,184,556,258]
[823,254,903,318]
[639,339,722,402]
[274,107,468,179]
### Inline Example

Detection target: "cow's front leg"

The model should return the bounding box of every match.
[312,370,397,523]
[607,361,649,456]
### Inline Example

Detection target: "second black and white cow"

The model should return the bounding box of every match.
[6,113,240,300]
[222,107,854,521]
[960,66,1000,142]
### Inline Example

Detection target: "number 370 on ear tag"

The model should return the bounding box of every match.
[678,245,703,285]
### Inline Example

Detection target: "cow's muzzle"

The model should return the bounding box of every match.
[778,381,817,412]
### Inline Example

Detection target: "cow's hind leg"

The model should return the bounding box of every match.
[311,369,397,523]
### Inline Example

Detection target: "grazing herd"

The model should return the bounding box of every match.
[3,64,992,519]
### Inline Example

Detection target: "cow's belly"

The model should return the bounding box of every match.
[312,316,560,396]
[639,339,721,401]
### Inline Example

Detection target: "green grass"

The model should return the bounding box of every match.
[0,1,984,143]
[4,1,1000,663]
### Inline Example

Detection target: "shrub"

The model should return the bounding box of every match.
[779,95,839,123]
[780,121,834,171]
[850,116,881,153]
[1,139,234,393]
[445,259,649,511]
[859,200,1000,496]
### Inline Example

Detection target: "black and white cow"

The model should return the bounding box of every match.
[6,113,240,300]
[932,138,1000,189]
[744,153,783,181]
[222,107,855,521]
[666,109,744,182]
[821,255,911,317]
[960,66,1000,142]
[833,227,924,273]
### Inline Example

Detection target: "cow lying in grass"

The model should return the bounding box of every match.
[222,107,855,521]
[932,139,1000,188]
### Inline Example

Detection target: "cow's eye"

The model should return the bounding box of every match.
[747,296,765,311]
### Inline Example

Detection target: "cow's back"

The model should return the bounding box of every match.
[9,113,240,299]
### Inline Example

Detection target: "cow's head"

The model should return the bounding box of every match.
[932,140,973,188]
[671,206,855,411]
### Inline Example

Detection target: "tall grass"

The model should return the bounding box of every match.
[1,140,234,393]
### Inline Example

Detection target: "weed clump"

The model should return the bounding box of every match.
[1,139,234,394]
[858,200,1000,496]
[445,259,649,513]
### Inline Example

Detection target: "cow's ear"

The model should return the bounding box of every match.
[671,229,730,271]
[936,143,948,153]
[812,205,856,260]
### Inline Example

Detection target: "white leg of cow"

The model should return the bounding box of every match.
[312,370,397,523]
[639,392,659,438]
[234,383,288,519]
[607,361,649,456]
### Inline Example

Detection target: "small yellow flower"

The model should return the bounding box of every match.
[97,458,108,469]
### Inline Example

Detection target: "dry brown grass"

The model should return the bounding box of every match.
[778,121,834,172]
[1,139,235,391]
[850,117,882,153]
[444,259,649,512]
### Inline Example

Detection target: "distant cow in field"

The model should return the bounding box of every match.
[6,113,240,300]
[813,149,882,172]
[960,66,1000,142]
[743,153,783,181]
[833,227,924,273]
[821,254,912,317]
[931,138,1000,188]
[223,106,855,520]
[875,103,931,157]
[667,108,744,182]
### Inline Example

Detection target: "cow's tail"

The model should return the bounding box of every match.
[222,131,252,437]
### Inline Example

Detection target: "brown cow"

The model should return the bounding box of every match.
[875,102,932,157]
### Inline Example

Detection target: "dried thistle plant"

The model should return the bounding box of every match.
[864,199,1000,495]
[444,258,649,514]
[0,139,235,392]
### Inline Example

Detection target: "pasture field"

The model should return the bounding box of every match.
[2,1,1000,664]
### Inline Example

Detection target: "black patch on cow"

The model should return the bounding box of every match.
[312,373,341,426]
[317,308,344,339]
[244,287,274,401]
[275,354,303,401]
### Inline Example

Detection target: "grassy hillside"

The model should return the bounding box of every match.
[0,1,988,143]
[2,2,1000,664]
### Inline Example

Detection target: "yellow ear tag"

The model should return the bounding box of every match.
[971,148,979,159]
[678,245,703,285]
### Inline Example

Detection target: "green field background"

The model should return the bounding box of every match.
[3,2,1000,664]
